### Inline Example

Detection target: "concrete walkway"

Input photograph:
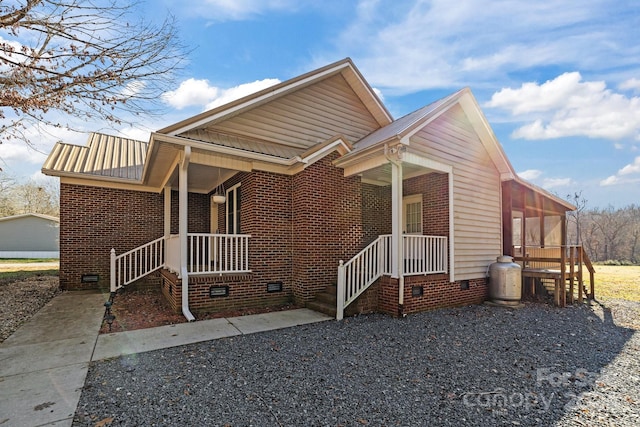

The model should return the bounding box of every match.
[0,291,105,427]
[0,291,331,427]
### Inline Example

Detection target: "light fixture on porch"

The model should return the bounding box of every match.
[212,168,226,204]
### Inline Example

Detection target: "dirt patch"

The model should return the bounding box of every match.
[0,274,61,342]
[99,287,301,334]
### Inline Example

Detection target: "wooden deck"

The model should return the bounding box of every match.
[514,246,595,307]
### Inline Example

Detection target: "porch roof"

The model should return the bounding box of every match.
[42,133,148,183]
[335,88,515,180]
[505,177,576,215]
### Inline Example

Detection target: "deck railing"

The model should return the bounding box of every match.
[110,233,251,292]
[337,234,447,319]
[514,245,595,306]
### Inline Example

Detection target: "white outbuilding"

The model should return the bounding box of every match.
[0,213,60,258]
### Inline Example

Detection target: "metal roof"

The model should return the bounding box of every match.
[42,133,148,181]
[353,89,466,152]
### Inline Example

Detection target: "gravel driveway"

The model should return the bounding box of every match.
[74,300,639,426]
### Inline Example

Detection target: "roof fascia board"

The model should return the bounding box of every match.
[341,60,393,125]
[399,92,466,145]
[299,136,352,168]
[456,91,515,176]
[151,133,300,166]
[512,175,576,211]
[334,135,400,167]
[59,176,160,193]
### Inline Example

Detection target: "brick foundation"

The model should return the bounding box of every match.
[377,275,488,316]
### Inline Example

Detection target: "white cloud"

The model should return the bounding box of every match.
[486,72,640,141]
[204,79,281,110]
[162,78,220,110]
[517,168,573,190]
[313,0,639,94]
[162,78,280,111]
[517,169,542,180]
[600,156,640,186]
[541,177,573,189]
[618,156,640,176]
[620,78,640,92]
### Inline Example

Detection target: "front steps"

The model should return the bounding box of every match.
[306,284,359,318]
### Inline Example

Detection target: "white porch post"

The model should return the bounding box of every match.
[390,160,405,314]
[391,161,403,278]
[180,146,195,321]
[164,185,171,239]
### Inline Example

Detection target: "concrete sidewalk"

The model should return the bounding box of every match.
[0,291,106,427]
[93,308,331,361]
[0,291,331,427]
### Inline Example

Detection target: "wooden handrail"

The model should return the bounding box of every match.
[515,245,595,305]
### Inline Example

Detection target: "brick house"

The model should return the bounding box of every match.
[42,58,576,320]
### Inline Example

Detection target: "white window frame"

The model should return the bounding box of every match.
[403,194,422,234]
[226,183,241,234]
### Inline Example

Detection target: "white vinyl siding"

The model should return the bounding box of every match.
[205,74,380,149]
[409,104,502,280]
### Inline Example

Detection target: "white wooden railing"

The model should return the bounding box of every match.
[110,237,165,292]
[187,233,251,275]
[403,235,448,275]
[110,233,251,292]
[336,234,447,319]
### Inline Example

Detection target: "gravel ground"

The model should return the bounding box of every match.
[0,274,61,342]
[74,300,639,427]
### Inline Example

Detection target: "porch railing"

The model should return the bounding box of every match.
[336,234,448,320]
[110,233,251,292]
[187,233,251,275]
[403,235,448,275]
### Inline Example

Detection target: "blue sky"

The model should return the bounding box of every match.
[2,0,639,209]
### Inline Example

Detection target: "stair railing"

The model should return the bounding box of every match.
[110,236,165,292]
[336,235,390,320]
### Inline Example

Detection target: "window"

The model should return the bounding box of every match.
[403,194,422,234]
[226,183,241,234]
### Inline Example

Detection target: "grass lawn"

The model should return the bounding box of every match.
[0,259,59,274]
[592,265,640,302]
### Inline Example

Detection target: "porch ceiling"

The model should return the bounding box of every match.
[360,161,441,186]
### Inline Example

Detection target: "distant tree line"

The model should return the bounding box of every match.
[0,173,58,217]
[566,192,640,264]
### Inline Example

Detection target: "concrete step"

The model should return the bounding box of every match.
[316,291,337,305]
[306,299,336,317]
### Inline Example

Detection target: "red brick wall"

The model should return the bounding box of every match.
[59,183,164,290]
[403,172,449,237]
[170,191,210,234]
[362,183,391,245]
[377,275,488,316]
[161,270,291,314]
[292,153,364,304]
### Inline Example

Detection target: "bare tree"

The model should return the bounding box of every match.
[566,190,587,246]
[0,174,59,216]
[590,205,631,261]
[0,0,186,146]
